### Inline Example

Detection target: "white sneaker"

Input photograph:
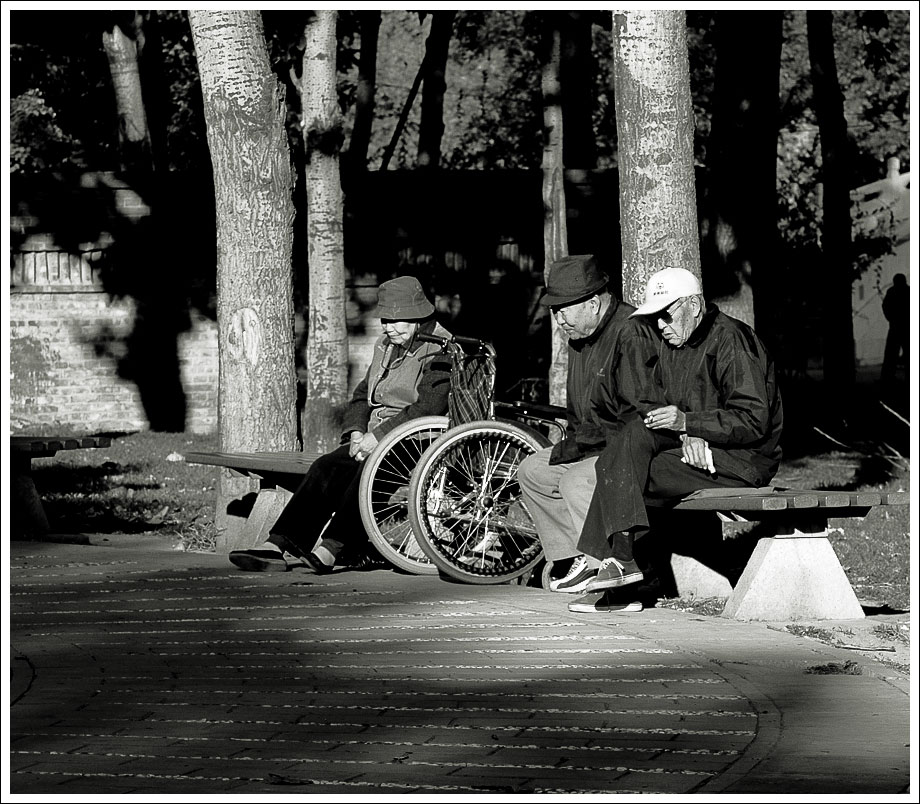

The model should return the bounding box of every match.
[550,555,590,592]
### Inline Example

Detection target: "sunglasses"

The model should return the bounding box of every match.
[657,296,691,324]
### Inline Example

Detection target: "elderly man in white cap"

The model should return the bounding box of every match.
[229,275,452,575]
[569,266,784,613]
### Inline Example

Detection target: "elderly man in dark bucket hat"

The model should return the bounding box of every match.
[516,255,657,607]
[229,275,453,574]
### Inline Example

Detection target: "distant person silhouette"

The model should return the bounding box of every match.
[881,273,909,384]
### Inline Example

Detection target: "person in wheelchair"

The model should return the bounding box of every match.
[516,255,657,595]
[229,275,453,574]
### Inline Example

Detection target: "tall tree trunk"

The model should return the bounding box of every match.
[611,10,701,305]
[560,11,597,170]
[102,22,153,173]
[345,10,381,176]
[300,10,348,454]
[417,11,455,169]
[807,10,856,395]
[541,20,569,407]
[133,11,170,177]
[704,11,782,330]
[189,10,298,552]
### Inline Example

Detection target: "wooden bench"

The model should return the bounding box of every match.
[11,435,112,538]
[186,450,908,622]
[661,486,909,621]
[184,450,323,551]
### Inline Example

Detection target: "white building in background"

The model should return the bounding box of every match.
[850,157,910,367]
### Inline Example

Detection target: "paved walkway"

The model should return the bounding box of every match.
[8,535,913,796]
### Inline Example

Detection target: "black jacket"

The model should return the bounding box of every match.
[631,304,784,486]
[550,298,656,465]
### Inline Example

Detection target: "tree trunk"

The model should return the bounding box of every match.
[611,10,701,306]
[704,11,782,330]
[102,22,153,173]
[417,11,456,169]
[541,21,569,407]
[300,10,349,454]
[345,10,381,176]
[133,11,170,177]
[807,10,856,394]
[188,10,298,552]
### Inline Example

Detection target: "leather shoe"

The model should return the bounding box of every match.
[269,532,310,562]
[304,551,335,575]
[229,549,288,572]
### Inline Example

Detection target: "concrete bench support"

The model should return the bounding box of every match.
[721,519,865,621]
[664,488,907,622]
[218,487,293,553]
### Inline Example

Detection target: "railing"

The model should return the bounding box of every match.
[10,249,108,292]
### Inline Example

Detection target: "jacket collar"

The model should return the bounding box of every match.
[571,297,620,349]
[685,303,720,348]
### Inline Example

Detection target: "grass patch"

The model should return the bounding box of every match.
[33,430,221,552]
[804,660,863,675]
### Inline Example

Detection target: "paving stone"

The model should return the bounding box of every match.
[10,540,910,795]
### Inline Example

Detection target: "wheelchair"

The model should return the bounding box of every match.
[358,331,565,584]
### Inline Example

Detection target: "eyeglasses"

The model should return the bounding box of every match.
[657,296,690,324]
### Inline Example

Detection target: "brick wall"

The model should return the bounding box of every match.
[9,288,219,436]
[10,170,220,436]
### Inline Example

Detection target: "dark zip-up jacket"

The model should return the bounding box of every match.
[627,304,783,485]
[550,298,656,465]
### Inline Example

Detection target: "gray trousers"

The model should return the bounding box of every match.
[517,446,598,563]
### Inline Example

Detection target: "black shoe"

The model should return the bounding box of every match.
[270,532,310,562]
[304,551,335,575]
[568,591,643,613]
[586,557,644,592]
[229,549,289,572]
[349,551,389,571]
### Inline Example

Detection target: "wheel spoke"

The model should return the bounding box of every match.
[415,426,544,579]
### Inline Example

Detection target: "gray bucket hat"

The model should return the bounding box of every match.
[375,276,435,321]
[540,255,609,307]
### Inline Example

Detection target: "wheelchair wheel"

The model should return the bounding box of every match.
[407,419,550,584]
[358,416,449,575]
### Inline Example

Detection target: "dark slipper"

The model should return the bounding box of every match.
[229,549,289,572]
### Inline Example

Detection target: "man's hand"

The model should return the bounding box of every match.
[353,431,378,462]
[644,405,686,432]
[680,434,715,474]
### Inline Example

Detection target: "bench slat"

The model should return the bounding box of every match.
[184,450,323,476]
[672,486,907,514]
[11,435,111,453]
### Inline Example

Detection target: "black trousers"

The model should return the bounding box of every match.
[269,444,367,560]
[578,417,751,562]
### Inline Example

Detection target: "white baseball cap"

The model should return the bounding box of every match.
[630,267,702,317]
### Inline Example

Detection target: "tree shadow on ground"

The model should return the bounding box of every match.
[34,462,171,535]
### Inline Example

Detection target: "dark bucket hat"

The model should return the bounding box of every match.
[375,275,435,321]
[540,255,609,307]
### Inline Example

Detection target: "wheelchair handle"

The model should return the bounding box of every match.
[494,400,568,420]
[417,332,488,349]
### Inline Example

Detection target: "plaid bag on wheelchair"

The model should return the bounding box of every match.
[447,345,495,425]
